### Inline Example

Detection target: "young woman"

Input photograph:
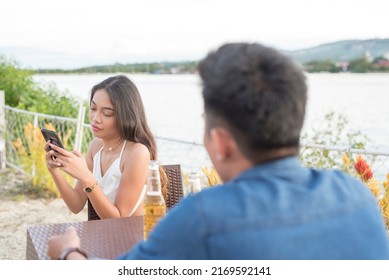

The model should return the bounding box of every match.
[44,75,161,220]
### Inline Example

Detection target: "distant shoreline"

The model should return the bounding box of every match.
[33,71,389,75]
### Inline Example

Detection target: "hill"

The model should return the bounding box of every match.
[3,38,389,73]
[286,38,389,63]
[43,38,389,73]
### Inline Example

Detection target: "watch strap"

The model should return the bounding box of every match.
[58,247,88,260]
[83,181,98,193]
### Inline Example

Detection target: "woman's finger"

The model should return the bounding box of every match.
[45,150,62,167]
[48,144,69,156]
[52,155,64,166]
[43,140,51,152]
[72,150,83,157]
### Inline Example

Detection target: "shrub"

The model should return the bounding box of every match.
[13,122,74,197]
[0,55,80,117]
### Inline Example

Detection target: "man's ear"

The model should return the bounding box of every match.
[210,127,237,162]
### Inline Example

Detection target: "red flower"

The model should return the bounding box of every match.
[354,155,373,182]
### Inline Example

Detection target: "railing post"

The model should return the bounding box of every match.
[31,112,39,177]
[0,90,6,169]
[74,99,86,151]
[33,113,38,128]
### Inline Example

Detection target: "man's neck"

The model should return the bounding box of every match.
[219,147,298,183]
[251,147,298,165]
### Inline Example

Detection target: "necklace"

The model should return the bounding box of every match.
[102,140,123,152]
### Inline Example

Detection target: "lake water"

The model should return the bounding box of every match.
[33,73,389,152]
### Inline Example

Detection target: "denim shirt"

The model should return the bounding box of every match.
[118,157,389,259]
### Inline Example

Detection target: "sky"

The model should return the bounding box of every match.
[1,0,389,69]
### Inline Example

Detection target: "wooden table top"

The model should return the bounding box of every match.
[26,216,144,260]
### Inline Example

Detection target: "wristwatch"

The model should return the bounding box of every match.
[83,181,98,193]
[58,247,88,260]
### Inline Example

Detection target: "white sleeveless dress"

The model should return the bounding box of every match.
[92,141,146,216]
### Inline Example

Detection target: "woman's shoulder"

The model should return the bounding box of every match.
[123,141,150,161]
[120,142,150,172]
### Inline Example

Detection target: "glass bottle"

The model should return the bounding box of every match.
[143,160,166,240]
[187,171,202,194]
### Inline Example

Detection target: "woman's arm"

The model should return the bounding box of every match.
[48,169,86,213]
[114,143,150,216]
[45,141,90,213]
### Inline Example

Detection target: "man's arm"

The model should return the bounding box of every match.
[47,226,87,260]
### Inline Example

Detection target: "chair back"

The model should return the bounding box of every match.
[88,199,100,221]
[87,164,184,221]
[163,164,184,209]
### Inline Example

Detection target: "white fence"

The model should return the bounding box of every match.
[0,90,388,182]
[0,91,6,169]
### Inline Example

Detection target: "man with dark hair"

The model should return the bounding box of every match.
[48,42,389,259]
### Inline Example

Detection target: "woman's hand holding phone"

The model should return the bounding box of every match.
[47,143,92,182]
[41,128,92,181]
[44,141,65,170]
[41,128,65,165]
[41,128,64,149]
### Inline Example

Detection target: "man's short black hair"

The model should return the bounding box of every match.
[198,42,307,161]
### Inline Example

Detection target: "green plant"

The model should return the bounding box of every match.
[0,55,80,118]
[299,112,369,169]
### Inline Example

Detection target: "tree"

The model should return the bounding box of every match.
[348,57,372,73]
[0,55,80,118]
[303,60,342,73]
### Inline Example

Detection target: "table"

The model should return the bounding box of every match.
[26,216,143,260]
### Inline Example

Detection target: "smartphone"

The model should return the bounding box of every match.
[41,128,64,149]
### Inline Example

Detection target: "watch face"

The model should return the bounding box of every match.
[85,187,92,193]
